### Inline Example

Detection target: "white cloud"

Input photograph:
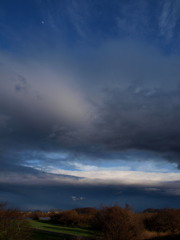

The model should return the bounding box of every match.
[1,163,179,196]
[48,168,180,187]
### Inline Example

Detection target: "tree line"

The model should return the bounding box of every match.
[0,202,180,240]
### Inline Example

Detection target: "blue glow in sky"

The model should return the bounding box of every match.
[24,150,179,173]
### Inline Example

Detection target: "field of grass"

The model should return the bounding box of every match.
[29,220,95,239]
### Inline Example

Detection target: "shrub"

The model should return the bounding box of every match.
[93,206,143,240]
[51,208,98,227]
[51,210,79,226]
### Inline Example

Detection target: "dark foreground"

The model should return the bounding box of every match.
[32,229,180,240]
[149,234,180,240]
[32,229,94,240]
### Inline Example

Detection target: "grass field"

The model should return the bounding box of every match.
[29,220,95,239]
[29,220,180,240]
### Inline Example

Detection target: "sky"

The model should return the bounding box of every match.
[0,0,180,211]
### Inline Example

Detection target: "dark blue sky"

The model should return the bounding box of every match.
[1,0,180,53]
[0,0,180,211]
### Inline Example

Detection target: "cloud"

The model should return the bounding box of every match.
[0,40,180,167]
[0,147,179,211]
[71,196,85,201]
[48,168,180,188]
[67,0,90,39]
[159,0,180,42]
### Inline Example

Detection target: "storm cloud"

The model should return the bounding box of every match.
[1,41,180,164]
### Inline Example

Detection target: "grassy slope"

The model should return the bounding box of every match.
[29,220,95,238]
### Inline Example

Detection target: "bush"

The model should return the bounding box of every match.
[51,208,98,227]
[51,210,79,226]
[93,206,143,240]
